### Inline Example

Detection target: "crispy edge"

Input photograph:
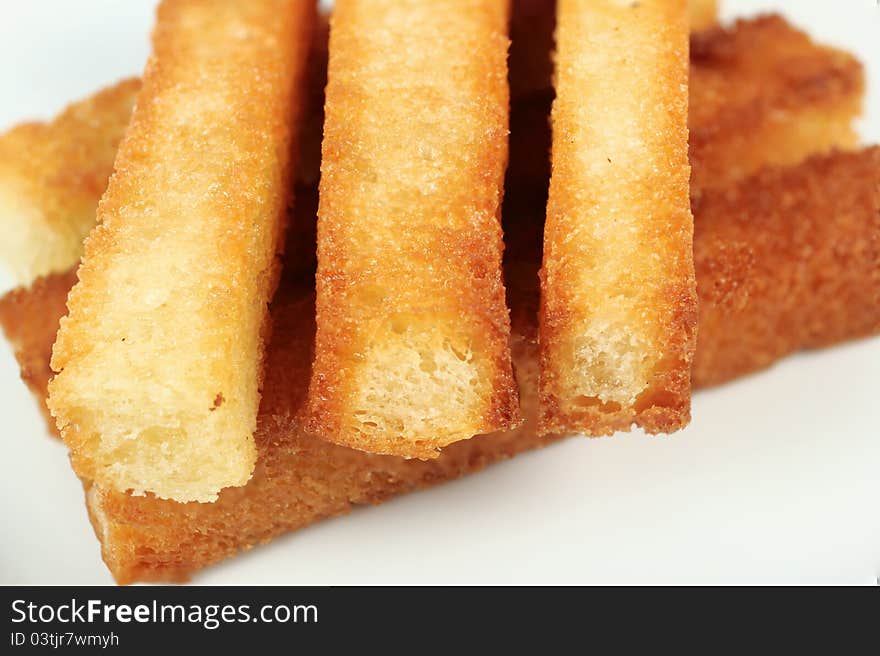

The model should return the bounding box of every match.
[306,0,520,458]
[539,0,697,436]
[507,0,721,96]
[8,258,548,583]
[1,5,329,441]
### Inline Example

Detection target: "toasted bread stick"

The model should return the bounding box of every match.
[47,0,316,502]
[307,0,520,459]
[3,148,879,583]
[690,15,864,195]
[0,79,140,285]
[540,0,697,436]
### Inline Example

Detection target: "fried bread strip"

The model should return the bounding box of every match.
[307,0,520,458]
[540,0,697,436]
[2,6,876,581]
[47,0,316,502]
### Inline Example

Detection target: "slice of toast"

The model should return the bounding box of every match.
[2,13,857,288]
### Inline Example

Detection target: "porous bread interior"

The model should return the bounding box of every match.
[0,5,874,581]
[566,320,653,408]
[345,318,490,458]
[50,306,259,503]
[0,7,328,288]
[2,148,875,581]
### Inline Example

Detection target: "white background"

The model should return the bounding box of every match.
[0,0,878,585]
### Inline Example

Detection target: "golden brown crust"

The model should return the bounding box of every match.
[509,0,719,91]
[693,148,880,387]
[307,0,520,458]
[2,13,852,291]
[539,0,697,436]
[0,79,140,284]
[47,0,316,502]
[690,14,865,194]
[6,149,879,582]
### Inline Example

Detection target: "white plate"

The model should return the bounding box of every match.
[0,0,878,585]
